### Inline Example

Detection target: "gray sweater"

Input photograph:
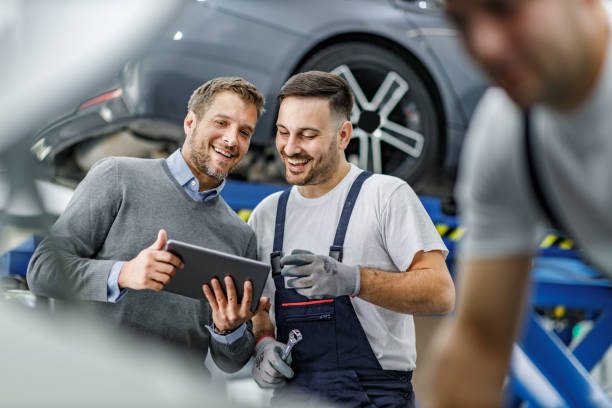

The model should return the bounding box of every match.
[27,157,257,373]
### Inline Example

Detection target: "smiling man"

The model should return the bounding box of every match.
[247,71,455,407]
[27,77,266,374]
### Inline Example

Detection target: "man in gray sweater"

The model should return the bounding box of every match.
[27,77,266,374]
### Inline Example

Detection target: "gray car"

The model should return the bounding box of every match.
[30,0,486,196]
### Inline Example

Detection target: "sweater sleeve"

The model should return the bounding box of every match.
[209,317,255,373]
[209,228,257,372]
[27,158,121,301]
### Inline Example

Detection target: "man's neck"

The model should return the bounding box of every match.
[181,151,223,191]
[298,161,351,199]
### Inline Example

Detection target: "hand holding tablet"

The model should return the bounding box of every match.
[163,239,271,314]
[202,276,269,332]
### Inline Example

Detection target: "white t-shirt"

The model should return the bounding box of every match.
[248,164,447,371]
[456,9,612,277]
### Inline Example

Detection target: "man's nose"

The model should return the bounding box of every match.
[222,127,239,147]
[284,134,301,156]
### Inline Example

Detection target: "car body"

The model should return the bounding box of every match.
[31,0,487,195]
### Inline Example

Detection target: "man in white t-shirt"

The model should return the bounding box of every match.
[422,1,612,407]
[247,71,455,407]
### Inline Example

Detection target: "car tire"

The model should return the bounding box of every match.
[295,42,440,187]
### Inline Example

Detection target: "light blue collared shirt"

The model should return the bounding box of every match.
[107,149,245,342]
[165,149,226,202]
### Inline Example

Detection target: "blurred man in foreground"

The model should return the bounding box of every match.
[423,0,612,406]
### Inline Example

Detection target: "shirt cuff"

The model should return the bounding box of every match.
[205,322,247,345]
[107,261,126,303]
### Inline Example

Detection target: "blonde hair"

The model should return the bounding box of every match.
[187,77,265,119]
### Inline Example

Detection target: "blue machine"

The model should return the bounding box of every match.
[2,179,611,406]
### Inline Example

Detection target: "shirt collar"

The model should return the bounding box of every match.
[166,149,226,201]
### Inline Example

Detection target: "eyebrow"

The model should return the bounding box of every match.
[276,123,320,133]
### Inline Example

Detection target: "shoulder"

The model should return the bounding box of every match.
[456,88,523,202]
[90,156,164,179]
[248,190,285,231]
[463,87,522,160]
[250,190,285,219]
[111,156,164,173]
[360,172,413,206]
[210,197,257,248]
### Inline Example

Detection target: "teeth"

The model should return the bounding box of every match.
[214,147,232,158]
[288,158,309,165]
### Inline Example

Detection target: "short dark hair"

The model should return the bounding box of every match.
[277,71,354,121]
[188,77,265,119]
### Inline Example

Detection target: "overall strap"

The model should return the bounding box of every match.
[523,110,564,233]
[329,171,373,262]
[271,189,291,275]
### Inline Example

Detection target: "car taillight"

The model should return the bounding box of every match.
[78,89,123,111]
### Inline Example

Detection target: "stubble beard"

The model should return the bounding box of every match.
[283,138,339,186]
[188,139,236,181]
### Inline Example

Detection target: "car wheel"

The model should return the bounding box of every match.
[296,42,440,186]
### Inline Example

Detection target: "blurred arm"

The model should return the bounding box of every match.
[422,254,532,408]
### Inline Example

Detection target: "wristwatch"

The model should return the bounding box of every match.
[213,324,235,336]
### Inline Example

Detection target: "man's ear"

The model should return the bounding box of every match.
[184,111,197,137]
[337,120,353,150]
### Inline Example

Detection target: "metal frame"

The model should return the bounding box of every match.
[508,258,612,407]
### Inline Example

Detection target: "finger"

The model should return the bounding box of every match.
[285,276,313,289]
[155,262,177,277]
[255,297,270,314]
[263,365,287,380]
[280,253,315,267]
[297,287,327,300]
[258,373,285,387]
[224,276,238,306]
[202,284,219,310]
[211,278,228,307]
[291,249,314,255]
[239,280,253,316]
[154,251,184,269]
[270,355,294,379]
[145,280,164,291]
[149,229,167,250]
[151,271,172,286]
[281,264,313,277]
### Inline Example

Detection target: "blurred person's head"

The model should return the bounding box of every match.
[275,71,353,191]
[444,0,610,111]
[182,77,264,188]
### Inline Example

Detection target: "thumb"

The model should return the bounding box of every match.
[149,229,167,250]
[291,249,314,255]
[256,297,271,314]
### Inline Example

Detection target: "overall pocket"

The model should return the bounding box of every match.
[275,295,337,371]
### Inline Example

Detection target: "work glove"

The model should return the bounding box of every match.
[252,337,294,389]
[281,249,361,299]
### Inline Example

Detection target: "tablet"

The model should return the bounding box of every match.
[163,239,270,313]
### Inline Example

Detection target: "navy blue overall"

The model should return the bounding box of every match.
[270,171,415,408]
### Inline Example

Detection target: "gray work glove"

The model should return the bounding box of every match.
[252,337,294,389]
[281,249,361,299]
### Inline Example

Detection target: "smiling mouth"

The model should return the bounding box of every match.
[213,146,234,159]
[284,155,312,174]
[287,157,310,165]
